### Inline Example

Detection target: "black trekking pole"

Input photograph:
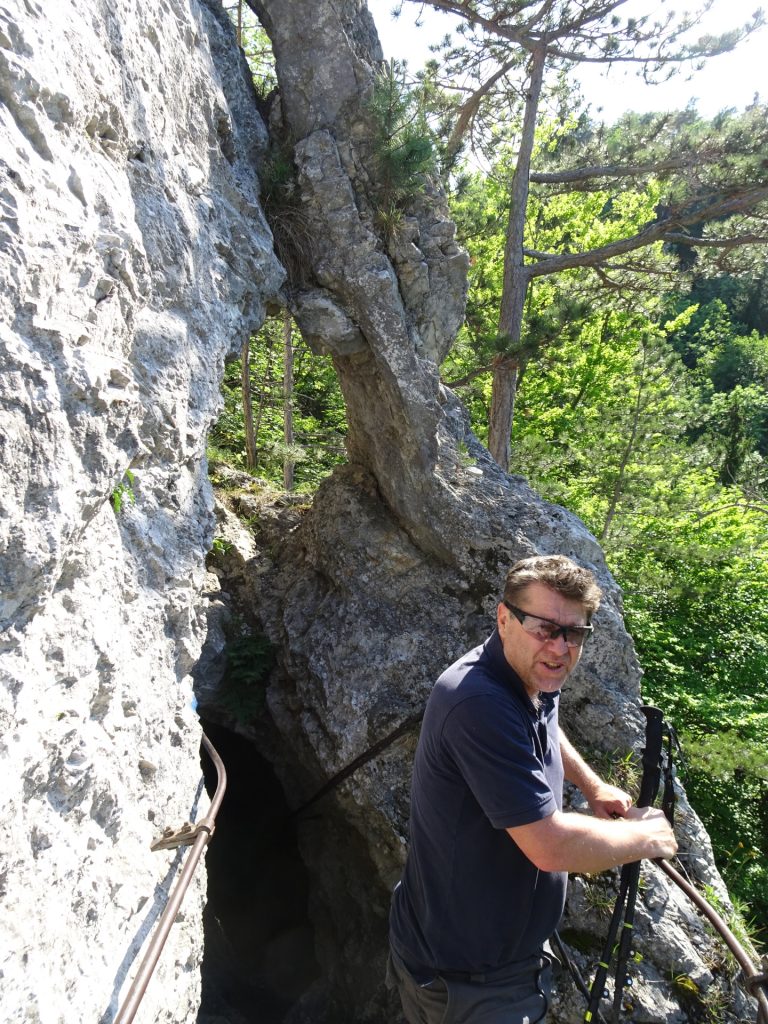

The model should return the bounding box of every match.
[609,707,666,1021]
[583,706,665,1024]
[552,929,609,1024]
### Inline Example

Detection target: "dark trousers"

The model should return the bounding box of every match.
[388,946,552,1024]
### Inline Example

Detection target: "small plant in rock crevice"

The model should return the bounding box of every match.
[582,745,642,800]
[259,139,316,288]
[362,59,437,237]
[581,877,616,918]
[670,970,733,1024]
[700,883,764,963]
[209,536,233,558]
[110,469,136,515]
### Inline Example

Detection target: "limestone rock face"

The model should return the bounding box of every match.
[0,0,752,1020]
[0,0,282,1020]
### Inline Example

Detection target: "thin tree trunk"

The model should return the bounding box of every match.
[600,341,648,542]
[488,357,520,468]
[488,46,546,471]
[252,328,276,470]
[283,310,295,491]
[241,336,257,471]
[237,0,242,45]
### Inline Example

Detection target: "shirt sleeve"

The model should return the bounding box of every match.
[440,692,558,829]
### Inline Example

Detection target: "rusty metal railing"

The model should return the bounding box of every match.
[114,731,226,1024]
[658,858,768,1023]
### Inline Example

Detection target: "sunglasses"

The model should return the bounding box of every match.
[504,601,593,649]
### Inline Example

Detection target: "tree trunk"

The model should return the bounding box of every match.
[283,310,295,491]
[241,335,257,471]
[488,357,520,469]
[488,46,546,471]
[600,341,648,542]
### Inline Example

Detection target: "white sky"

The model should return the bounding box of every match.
[366,0,767,122]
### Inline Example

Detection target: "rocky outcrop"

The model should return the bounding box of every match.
[211,457,752,1023]
[197,2,755,1022]
[0,0,282,1020]
[250,0,473,562]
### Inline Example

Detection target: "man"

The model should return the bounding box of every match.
[389,554,677,1024]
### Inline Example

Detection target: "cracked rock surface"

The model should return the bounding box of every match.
[0,0,281,1020]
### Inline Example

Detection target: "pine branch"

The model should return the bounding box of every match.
[404,0,761,64]
[445,57,520,162]
[530,158,693,184]
[442,363,495,387]
[525,186,768,277]
[659,231,768,248]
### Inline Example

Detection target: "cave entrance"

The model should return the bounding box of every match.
[197,718,320,1024]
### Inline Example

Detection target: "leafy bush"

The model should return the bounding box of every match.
[619,549,768,931]
[110,469,136,515]
[208,318,347,491]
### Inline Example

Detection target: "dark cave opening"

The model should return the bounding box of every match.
[197,718,320,1024]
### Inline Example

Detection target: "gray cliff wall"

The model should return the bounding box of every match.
[0,0,282,1020]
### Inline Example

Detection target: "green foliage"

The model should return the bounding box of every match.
[685,748,767,934]
[217,631,276,724]
[623,554,768,735]
[364,60,437,233]
[110,470,136,515]
[442,123,768,927]
[210,536,233,557]
[615,546,768,928]
[584,747,641,799]
[208,316,347,491]
[662,296,768,488]
[225,3,276,94]
[701,881,765,958]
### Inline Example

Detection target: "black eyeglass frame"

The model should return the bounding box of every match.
[503,600,594,648]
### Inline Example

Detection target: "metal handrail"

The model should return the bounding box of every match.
[658,858,768,1024]
[114,731,227,1024]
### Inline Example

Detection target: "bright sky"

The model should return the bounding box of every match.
[366,0,767,122]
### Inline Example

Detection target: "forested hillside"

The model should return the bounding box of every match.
[212,2,767,938]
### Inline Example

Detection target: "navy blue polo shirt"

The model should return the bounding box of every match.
[390,629,566,975]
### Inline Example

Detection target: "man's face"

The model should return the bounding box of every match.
[496,581,589,699]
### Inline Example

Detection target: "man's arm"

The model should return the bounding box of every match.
[506,805,677,873]
[559,727,632,819]
[505,727,677,873]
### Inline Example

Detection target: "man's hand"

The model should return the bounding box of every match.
[624,806,678,859]
[585,781,633,820]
